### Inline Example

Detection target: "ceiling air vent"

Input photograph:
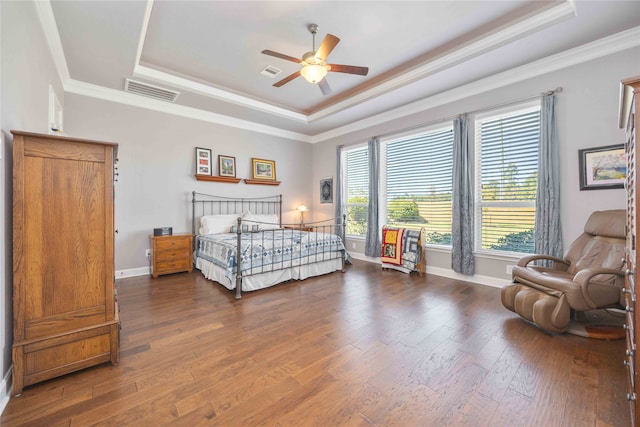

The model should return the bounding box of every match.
[260,65,282,78]
[124,79,180,102]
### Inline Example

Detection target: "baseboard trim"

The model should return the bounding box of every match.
[0,367,12,415]
[117,258,512,289]
[349,253,510,289]
[426,266,511,289]
[115,267,150,279]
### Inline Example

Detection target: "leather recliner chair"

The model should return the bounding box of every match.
[501,209,626,334]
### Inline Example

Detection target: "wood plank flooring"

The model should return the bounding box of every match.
[0,260,632,426]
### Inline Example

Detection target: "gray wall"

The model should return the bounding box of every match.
[0,0,65,408]
[312,48,639,285]
[64,95,311,273]
[0,0,638,412]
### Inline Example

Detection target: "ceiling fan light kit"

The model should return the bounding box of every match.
[261,23,368,95]
[300,52,329,83]
[300,64,328,84]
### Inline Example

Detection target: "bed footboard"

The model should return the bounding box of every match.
[192,192,348,299]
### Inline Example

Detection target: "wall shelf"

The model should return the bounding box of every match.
[194,175,281,186]
[244,179,281,186]
[195,174,241,183]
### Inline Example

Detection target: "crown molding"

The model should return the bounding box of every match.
[131,0,576,124]
[307,0,577,123]
[133,65,309,123]
[64,79,312,143]
[34,0,70,83]
[310,26,640,144]
[133,0,307,123]
[35,0,639,144]
[134,0,154,69]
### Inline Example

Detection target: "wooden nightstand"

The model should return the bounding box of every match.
[284,225,314,232]
[150,233,194,278]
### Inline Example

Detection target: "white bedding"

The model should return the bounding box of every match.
[194,228,347,292]
[196,256,344,291]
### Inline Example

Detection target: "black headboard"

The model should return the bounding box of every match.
[191,191,282,235]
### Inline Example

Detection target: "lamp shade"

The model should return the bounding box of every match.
[297,204,309,212]
[300,64,328,84]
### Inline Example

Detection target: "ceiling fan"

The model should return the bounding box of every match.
[262,24,369,96]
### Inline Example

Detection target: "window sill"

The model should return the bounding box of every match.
[473,250,525,262]
[424,245,452,254]
[423,245,524,262]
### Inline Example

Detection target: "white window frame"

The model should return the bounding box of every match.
[381,122,454,248]
[473,100,541,256]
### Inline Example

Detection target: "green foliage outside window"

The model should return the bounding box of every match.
[347,195,368,236]
[387,197,427,224]
[489,228,534,252]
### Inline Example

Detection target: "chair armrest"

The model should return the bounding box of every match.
[517,254,569,270]
[573,267,626,308]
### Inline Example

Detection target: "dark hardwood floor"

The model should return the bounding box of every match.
[0,260,631,426]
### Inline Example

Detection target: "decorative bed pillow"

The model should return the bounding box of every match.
[243,212,280,230]
[199,214,240,234]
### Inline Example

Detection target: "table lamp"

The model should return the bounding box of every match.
[297,204,309,226]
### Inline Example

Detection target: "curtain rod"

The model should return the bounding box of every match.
[370,86,563,141]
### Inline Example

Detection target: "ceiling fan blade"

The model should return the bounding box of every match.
[318,78,332,96]
[315,34,340,61]
[273,70,301,87]
[262,50,301,64]
[328,64,369,76]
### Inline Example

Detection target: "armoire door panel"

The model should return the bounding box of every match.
[24,305,107,339]
[12,130,119,396]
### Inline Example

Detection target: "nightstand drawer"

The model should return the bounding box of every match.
[155,236,191,251]
[155,249,190,262]
[155,259,191,274]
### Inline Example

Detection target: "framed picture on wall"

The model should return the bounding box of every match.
[218,155,236,177]
[578,144,625,190]
[195,147,212,176]
[320,177,333,204]
[251,158,276,180]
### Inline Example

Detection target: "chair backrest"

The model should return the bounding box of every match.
[565,210,626,284]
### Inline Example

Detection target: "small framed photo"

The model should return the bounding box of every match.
[218,155,236,177]
[196,147,212,176]
[251,158,276,180]
[578,144,626,190]
[320,177,333,204]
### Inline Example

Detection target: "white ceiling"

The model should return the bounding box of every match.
[45,0,640,141]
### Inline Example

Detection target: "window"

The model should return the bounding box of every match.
[344,145,369,237]
[384,126,454,246]
[475,103,541,254]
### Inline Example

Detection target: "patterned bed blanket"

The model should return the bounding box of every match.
[381,226,424,272]
[196,230,347,281]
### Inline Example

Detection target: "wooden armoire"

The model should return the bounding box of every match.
[11,130,119,395]
[622,77,640,426]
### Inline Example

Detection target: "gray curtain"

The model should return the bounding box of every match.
[535,94,563,258]
[451,114,475,275]
[365,137,382,257]
[335,145,344,227]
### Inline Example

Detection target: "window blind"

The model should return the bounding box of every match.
[476,107,540,253]
[385,127,454,245]
[345,146,369,236]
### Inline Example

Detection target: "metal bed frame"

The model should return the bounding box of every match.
[192,191,346,299]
